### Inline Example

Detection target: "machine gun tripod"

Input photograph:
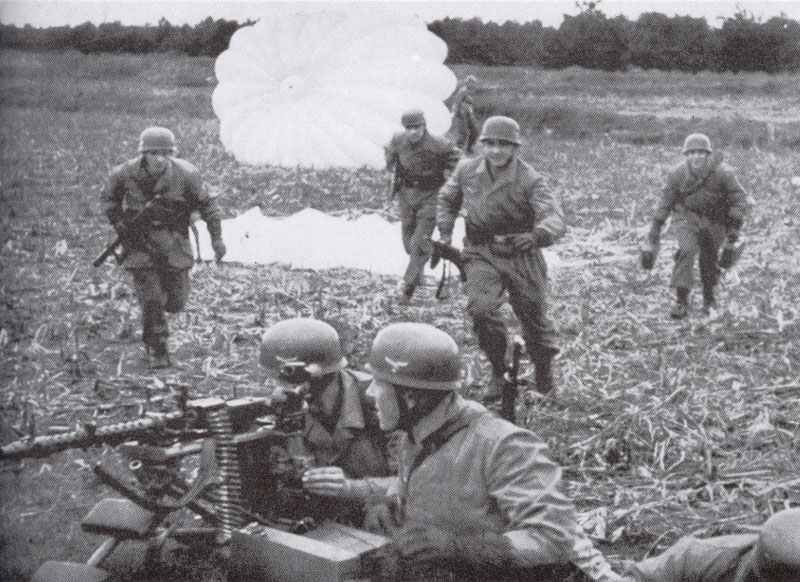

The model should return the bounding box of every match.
[3,385,387,582]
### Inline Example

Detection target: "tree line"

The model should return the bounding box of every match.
[2,8,800,72]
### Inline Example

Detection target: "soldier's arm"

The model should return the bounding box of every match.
[487,429,577,566]
[436,161,465,239]
[627,536,708,582]
[102,171,125,227]
[384,135,401,172]
[528,176,566,247]
[649,173,679,244]
[722,169,749,240]
[187,169,222,240]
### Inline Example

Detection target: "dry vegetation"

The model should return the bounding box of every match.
[0,50,799,579]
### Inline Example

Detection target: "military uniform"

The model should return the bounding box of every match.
[304,368,390,479]
[385,128,461,294]
[380,393,578,580]
[437,154,566,383]
[103,155,222,360]
[448,89,479,154]
[649,154,748,299]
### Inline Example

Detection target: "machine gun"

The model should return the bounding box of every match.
[93,196,163,267]
[2,385,387,582]
[429,240,467,283]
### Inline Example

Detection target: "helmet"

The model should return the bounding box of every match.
[366,323,461,391]
[757,508,800,575]
[479,116,521,145]
[260,318,346,379]
[681,133,712,154]
[138,126,176,153]
[401,109,426,128]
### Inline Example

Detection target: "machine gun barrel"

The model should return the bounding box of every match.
[0,412,184,461]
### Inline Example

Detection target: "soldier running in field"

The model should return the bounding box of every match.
[385,109,461,305]
[447,74,480,155]
[437,115,566,402]
[103,126,226,368]
[640,133,750,318]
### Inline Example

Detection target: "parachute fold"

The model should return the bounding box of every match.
[212,11,457,168]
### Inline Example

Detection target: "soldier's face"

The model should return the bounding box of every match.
[404,124,425,144]
[686,150,710,172]
[482,139,516,169]
[366,379,401,431]
[143,151,171,175]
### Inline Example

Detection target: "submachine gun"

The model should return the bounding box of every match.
[1,385,387,582]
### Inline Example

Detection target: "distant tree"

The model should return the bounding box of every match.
[629,13,717,71]
[717,10,782,72]
[556,8,630,70]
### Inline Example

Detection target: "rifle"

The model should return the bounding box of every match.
[93,195,162,267]
[2,385,387,581]
[500,336,525,422]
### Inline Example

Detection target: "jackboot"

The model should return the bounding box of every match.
[533,352,556,395]
[398,283,415,306]
[148,340,171,370]
[702,287,717,316]
[670,287,690,320]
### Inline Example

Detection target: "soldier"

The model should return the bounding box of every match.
[437,115,566,401]
[447,74,480,155]
[259,319,392,514]
[640,133,749,318]
[385,109,461,305]
[361,322,586,581]
[103,126,226,369]
[626,507,800,582]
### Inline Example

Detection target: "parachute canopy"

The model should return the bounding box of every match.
[212,11,457,168]
[193,208,561,278]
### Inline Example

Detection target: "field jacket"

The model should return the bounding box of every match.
[103,156,222,270]
[649,154,749,243]
[387,394,577,567]
[385,131,461,205]
[304,369,391,479]
[437,155,566,247]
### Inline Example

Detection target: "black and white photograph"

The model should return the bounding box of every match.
[0,1,799,580]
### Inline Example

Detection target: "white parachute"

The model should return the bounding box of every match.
[212,11,457,168]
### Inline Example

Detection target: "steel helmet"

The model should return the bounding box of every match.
[681,133,712,154]
[479,116,521,145]
[260,318,346,379]
[138,126,176,153]
[756,508,800,576]
[366,323,462,391]
[401,109,426,128]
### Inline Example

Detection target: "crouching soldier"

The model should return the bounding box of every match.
[437,115,566,401]
[641,133,749,318]
[259,318,393,524]
[103,126,226,368]
[385,109,461,305]
[626,507,800,582]
[361,322,582,581]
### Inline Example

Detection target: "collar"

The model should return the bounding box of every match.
[409,393,486,444]
[477,156,519,194]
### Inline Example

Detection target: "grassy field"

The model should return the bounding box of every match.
[1,49,799,579]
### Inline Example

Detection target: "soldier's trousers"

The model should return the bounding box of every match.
[398,190,437,288]
[463,244,558,374]
[129,267,190,349]
[670,214,727,296]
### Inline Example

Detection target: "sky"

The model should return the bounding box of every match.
[2,0,800,29]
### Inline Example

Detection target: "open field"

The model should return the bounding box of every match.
[1,49,799,579]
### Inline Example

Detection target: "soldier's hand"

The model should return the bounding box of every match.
[508,232,535,252]
[211,237,226,262]
[436,232,452,246]
[394,525,455,563]
[301,466,353,498]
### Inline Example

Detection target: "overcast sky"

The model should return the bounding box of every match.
[2,1,800,28]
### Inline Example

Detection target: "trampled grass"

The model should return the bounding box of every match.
[0,49,798,579]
